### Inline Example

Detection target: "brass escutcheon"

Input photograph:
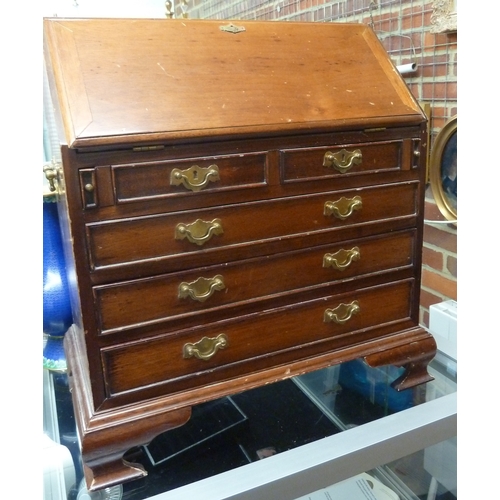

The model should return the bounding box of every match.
[183,334,228,361]
[324,301,360,324]
[178,275,225,302]
[175,218,224,246]
[323,247,360,271]
[323,148,362,173]
[220,23,246,34]
[324,196,362,220]
[170,164,220,192]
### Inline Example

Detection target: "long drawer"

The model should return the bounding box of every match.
[94,230,415,336]
[101,279,414,397]
[86,181,418,274]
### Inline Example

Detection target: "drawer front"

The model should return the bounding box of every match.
[281,139,410,182]
[101,279,414,397]
[87,181,417,272]
[111,152,268,204]
[94,230,415,335]
[77,152,269,210]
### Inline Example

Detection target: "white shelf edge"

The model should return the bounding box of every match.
[150,392,457,500]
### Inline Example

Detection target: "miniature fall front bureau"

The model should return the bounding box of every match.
[43,18,436,491]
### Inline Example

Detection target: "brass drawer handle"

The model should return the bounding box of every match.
[183,334,228,361]
[324,301,360,324]
[170,164,220,192]
[324,196,362,220]
[178,275,225,302]
[175,218,224,246]
[323,247,360,271]
[323,148,362,173]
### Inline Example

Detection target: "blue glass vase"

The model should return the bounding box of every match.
[43,196,72,371]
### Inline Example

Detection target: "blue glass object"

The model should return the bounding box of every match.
[43,336,67,372]
[338,358,413,412]
[43,197,72,371]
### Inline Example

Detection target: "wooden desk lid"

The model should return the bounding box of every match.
[44,18,424,149]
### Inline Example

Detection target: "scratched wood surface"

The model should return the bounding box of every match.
[44,18,423,148]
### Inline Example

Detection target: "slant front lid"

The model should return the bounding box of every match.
[44,18,424,149]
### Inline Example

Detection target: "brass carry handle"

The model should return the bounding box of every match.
[323,148,362,173]
[178,275,225,302]
[43,160,62,193]
[183,334,228,361]
[170,164,220,192]
[175,218,224,246]
[324,196,362,220]
[324,301,360,324]
[323,247,360,271]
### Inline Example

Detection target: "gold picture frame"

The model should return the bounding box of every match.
[429,115,457,221]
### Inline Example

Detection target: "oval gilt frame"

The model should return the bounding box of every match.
[430,115,457,221]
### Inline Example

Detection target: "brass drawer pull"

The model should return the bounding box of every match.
[170,164,220,192]
[183,334,228,361]
[323,148,362,173]
[324,195,362,220]
[175,218,224,246]
[323,247,360,271]
[178,275,225,302]
[324,301,360,324]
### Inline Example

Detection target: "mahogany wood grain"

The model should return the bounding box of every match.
[86,182,418,273]
[44,18,434,491]
[94,230,415,335]
[64,326,192,491]
[63,128,422,222]
[102,279,415,396]
[113,152,268,203]
[44,19,423,148]
[280,139,407,181]
[65,322,435,490]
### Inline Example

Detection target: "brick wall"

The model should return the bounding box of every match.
[180,0,457,329]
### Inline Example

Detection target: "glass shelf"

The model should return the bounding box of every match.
[43,350,456,500]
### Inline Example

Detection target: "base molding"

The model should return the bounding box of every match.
[65,325,436,491]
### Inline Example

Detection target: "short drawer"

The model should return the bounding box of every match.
[94,230,415,335]
[86,181,418,273]
[101,279,414,397]
[281,139,410,182]
[81,152,268,209]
